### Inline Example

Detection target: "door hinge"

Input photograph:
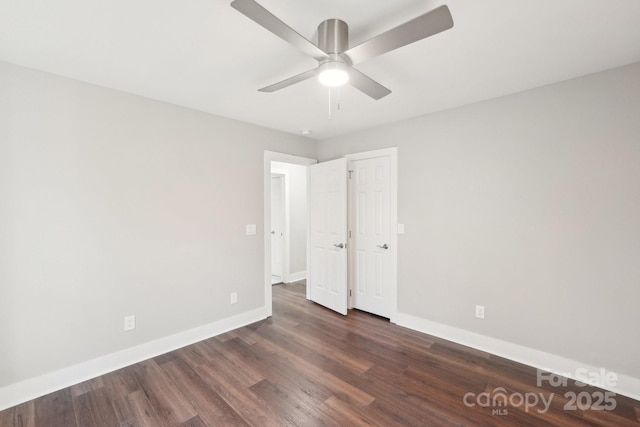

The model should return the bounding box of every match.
[348,170,354,179]
[349,289,352,297]
[349,230,352,238]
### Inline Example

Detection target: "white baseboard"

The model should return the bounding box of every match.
[0,307,267,411]
[286,271,306,283]
[393,312,640,402]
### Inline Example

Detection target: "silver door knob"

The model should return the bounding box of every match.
[377,244,389,250]
[271,231,275,234]
[334,243,345,249]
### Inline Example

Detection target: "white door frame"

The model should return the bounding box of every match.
[264,151,316,317]
[345,147,398,323]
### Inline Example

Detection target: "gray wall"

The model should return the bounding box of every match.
[2,57,639,394]
[0,61,315,387]
[272,161,308,277]
[317,62,640,379]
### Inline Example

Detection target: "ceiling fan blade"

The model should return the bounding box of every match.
[231,0,328,62]
[343,5,454,65]
[258,68,318,92]
[348,68,391,100]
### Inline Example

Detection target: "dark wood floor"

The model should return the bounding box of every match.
[1,282,639,426]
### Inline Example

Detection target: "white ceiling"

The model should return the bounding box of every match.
[1,0,640,140]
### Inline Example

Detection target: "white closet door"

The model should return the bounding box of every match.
[308,158,348,315]
[349,156,391,318]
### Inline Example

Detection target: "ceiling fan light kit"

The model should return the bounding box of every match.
[230,0,453,100]
[318,59,349,87]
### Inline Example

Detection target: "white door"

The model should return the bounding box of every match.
[270,174,285,283]
[308,158,348,315]
[349,156,391,318]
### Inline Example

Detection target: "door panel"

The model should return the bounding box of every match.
[309,158,348,315]
[349,156,391,318]
[270,174,284,281]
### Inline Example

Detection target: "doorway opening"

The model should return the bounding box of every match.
[263,152,316,317]
[270,162,309,285]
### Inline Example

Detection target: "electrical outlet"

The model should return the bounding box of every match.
[124,315,136,331]
[246,224,256,235]
[475,305,485,319]
[230,292,238,305]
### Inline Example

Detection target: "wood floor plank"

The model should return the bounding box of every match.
[193,360,292,427]
[362,398,449,427]
[100,365,140,399]
[128,359,197,425]
[72,387,120,427]
[0,406,13,427]
[0,400,34,427]
[2,281,639,426]
[70,376,105,398]
[122,389,171,427]
[322,396,378,427]
[294,321,409,375]
[242,341,334,409]
[203,338,267,388]
[175,415,208,427]
[160,358,250,426]
[173,344,213,368]
[249,329,376,407]
[366,364,489,426]
[33,388,77,427]
[248,378,330,427]
[110,396,137,427]
[268,320,375,373]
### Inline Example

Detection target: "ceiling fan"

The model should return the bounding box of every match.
[230,0,454,100]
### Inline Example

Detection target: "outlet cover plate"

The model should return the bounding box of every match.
[124,315,136,331]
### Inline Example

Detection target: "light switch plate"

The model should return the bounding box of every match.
[246,224,256,235]
[397,223,405,234]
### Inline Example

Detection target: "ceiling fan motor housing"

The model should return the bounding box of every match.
[318,19,349,55]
